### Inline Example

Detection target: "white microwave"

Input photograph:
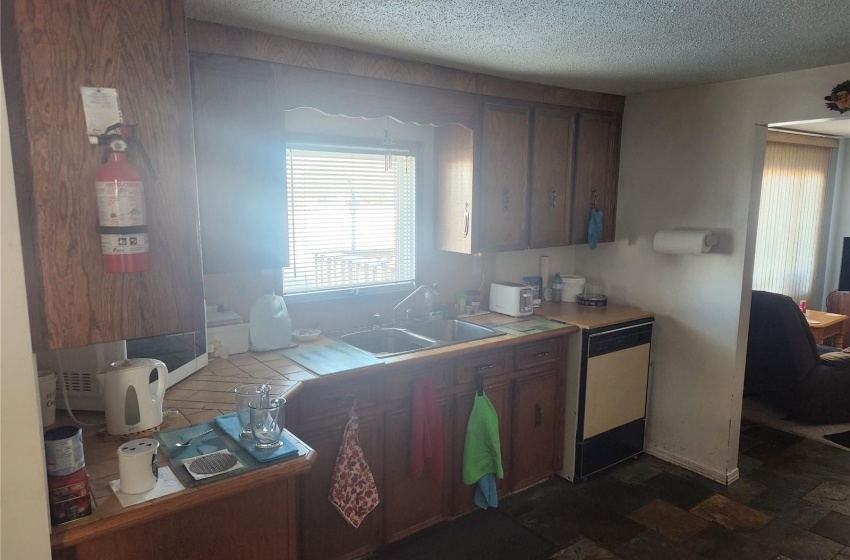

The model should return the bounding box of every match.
[39,329,208,412]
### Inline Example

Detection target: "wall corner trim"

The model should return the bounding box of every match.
[645,445,738,485]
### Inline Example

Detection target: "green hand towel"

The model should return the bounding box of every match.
[462,393,504,485]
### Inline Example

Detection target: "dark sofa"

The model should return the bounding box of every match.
[745,290,850,424]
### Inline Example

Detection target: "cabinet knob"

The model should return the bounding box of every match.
[533,351,550,358]
[503,189,510,211]
[475,364,495,372]
[462,202,470,238]
[549,189,557,208]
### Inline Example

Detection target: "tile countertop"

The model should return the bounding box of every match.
[50,312,577,547]
[535,301,654,330]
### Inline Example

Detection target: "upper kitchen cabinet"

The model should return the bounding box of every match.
[190,55,289,273]
[570,113,621,245]
[478,102,532,253]
[2,0,205,350]
[529,109,577,248]
[434,124,475,254]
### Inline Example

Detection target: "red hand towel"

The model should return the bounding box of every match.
[409,378,444,486]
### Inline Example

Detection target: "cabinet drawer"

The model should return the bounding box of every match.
[514,337,563,370]
[455,349,512,386]
[300,378,378,423]
[383,362,453,402]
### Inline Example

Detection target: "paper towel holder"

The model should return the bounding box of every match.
[652,229,719,255]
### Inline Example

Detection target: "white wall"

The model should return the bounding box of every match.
[0,67,53,558]
[824,139,850,296]
[571,63,850,482]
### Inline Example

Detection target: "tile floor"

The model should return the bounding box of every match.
[370,421,850,560]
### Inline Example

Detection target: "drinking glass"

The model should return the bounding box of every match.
[235,384,270,439]
[249,398,285,450]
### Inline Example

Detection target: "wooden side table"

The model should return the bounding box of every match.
[806,309,848,348]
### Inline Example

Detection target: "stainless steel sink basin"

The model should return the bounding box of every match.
[332,319,503,357]
[404,319,500,343]
[338,328,437,356]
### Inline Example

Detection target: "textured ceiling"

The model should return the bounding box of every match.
[185,0,850,95]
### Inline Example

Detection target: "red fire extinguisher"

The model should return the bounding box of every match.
[95,124,151,273]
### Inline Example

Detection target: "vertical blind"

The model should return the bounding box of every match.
[283,146,416,294]
[752,140,832,303]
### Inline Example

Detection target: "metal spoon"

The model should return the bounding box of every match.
[174,428,214,447]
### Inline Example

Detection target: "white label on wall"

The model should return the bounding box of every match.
[80,87,121,144]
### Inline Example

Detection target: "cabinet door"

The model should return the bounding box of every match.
[450,383,511,517]
[384,401,451,542]
[570,113,620,245]
[479,103,531,252]
[434,124,475,254]
[191,55,289,273]
[529,109,576,248]
[300,417,383,560]
[3,0,204,350]
[511,371,559,490]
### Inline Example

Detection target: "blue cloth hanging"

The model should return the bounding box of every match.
[587,208,603,250]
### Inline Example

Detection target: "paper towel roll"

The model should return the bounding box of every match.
[540,256,550,287]
[652,230,718,255]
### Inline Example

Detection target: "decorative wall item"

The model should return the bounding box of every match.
[824,80,850,114]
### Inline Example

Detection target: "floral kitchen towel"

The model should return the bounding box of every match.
[328,417,379,528]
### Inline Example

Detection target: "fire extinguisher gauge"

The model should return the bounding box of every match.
[108,138,128,152]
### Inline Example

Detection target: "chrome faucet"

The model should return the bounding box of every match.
[392,284,434,323]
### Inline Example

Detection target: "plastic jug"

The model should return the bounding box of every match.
[249,290,292,351]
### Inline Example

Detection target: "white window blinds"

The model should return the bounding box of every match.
[753,139,832,303]
[283,145,416,294]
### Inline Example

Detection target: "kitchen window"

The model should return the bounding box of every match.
[282,142,417,298]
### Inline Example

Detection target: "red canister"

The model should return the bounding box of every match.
[47,467,92,525]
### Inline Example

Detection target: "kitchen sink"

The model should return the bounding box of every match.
[338,328,438,356]
[332,320,503,357]
[404,319,500,343]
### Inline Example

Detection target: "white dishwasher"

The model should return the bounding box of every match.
[560,319,654,481]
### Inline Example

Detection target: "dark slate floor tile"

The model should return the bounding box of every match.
[838,546,850,557]
[751,518,844,560]
[549,538,623,560]
[613,531,703,560]
[695,475,767,504]
[682,523,779,560]
[737,453,765,474]
[749,463,822,498]
[608,461,661,486]
[644,472,715,510]
[776,440,850,485]
[572,505,648,550]
[574,475,659,516]
[809,511,850,546]
[749,488,831,529]
[627,499,710,542]
[745,437,806,464]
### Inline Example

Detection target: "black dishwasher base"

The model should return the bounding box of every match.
[575,419,645,480]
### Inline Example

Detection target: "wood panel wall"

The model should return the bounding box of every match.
[186,20,625,114]
[2,0,205,350]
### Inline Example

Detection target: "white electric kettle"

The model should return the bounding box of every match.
[96,358,168,435]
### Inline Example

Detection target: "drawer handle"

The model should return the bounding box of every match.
[533,351,550,358]
[475,364,495,372]
[329,394,355,405]
[534,404,543,427]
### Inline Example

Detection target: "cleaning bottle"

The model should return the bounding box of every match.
[552,274,563,303]
[249,290,292,351]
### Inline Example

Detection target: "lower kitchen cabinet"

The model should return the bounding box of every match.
[383,401,452,542]
[300,417,383,560]
[450,382,511,517]
[294,333,569,560]
[510,370,560,490]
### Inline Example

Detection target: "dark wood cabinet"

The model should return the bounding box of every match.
[450,382,511,517]
[190,54,289,273]
[510,370,560,490]
[300,417,383,560]
[478,103,531,252]
[434,124,476,254]
[571,113,620,245]
[529,109,577,248]
[383,401,452,542]
[2,0,204,350]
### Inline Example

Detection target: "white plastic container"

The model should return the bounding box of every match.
[208,323,251,357]
[249,290,292,351]
[38,369,57,427]
[562,275,586,303]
